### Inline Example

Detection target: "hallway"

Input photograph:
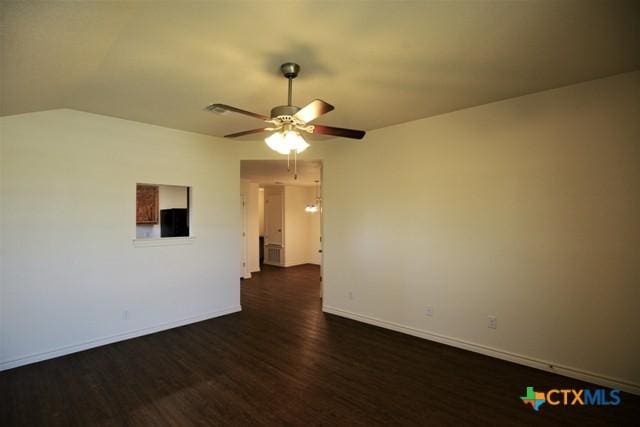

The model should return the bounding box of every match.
[1,265,638,425]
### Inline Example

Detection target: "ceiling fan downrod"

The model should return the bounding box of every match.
[280,63,301,179]
[280,62,300,107]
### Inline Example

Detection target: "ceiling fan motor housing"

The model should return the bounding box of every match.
[270,105,300,120]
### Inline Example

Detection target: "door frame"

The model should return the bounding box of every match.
[240,159,324,299]
[240,194,250,279]
[318,163,324,299]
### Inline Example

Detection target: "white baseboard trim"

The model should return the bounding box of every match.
[322,305,640,396]
[0,305,242,372]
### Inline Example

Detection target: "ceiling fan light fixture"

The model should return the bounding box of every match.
[264,130,309,155]
[304,180,321,214]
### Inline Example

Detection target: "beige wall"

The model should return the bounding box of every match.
[284,186,311,267]
[0,109,241,369]
[160,184,188,210]
[323,71,640,392]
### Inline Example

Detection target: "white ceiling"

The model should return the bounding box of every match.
[241,160,321,187]
[1,1,638,138]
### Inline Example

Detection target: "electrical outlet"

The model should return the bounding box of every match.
[348,291,354,300]
[425,306,434,317]
[488,315,497,329]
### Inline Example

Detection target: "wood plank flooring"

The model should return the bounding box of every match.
[1,264,638,425]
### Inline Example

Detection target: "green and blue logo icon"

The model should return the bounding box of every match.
[521,386,546,411]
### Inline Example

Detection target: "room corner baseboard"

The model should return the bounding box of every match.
[0,305,242,372]
[322,305,640,396]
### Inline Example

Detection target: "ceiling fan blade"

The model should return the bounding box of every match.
[205,104,269,121]
[311,124,366,140]
[293,99,334,123]
[225,128,268,138]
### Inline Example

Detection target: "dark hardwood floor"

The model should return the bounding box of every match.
[1,264,639,425]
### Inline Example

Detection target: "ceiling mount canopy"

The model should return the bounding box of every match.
[206,62,366,178]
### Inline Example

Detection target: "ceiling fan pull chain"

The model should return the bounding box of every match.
[294,149,298,180]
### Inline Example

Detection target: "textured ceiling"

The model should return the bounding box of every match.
[1,1,639,138]
[241,160,321,187]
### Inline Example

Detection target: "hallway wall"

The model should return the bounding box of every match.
[284,186,315,267]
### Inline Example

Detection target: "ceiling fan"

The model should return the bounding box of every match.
[205,62,366,158]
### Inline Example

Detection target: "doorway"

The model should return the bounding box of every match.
[240,160,323,297]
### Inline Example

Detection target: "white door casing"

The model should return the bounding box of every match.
[241,195,250,279]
